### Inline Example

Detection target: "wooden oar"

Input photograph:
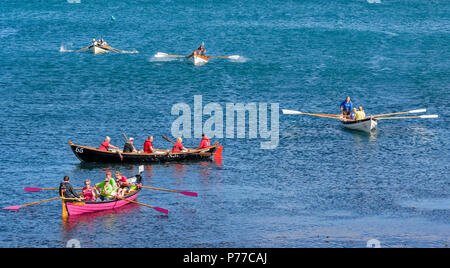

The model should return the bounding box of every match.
[3,197,61,211]
[25,187,82,192]
[208,55,241,60]
[375,115,438,120]
[282,109,342,119]
[162,135,176,144]
[117,196,168,214]
[372,108,427,118]
[141,186,198,197]
[76,46,90,52]
[101,45,123,53]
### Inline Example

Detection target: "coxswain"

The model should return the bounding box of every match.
[123,137,137,153]
[98,136,119,151]
[143,136,155,153]
[59,176,80,199]
[355,106,366,120]
[340,96,353,118]
[172,137,187,152]
[198,133,211,149]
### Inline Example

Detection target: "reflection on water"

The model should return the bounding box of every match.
[61,203,141,234]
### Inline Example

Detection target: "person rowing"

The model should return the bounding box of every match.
[340,96,353,118]
[355,106,366,120]
[350,108,357,120]
[197,42,206,56]
[115,171,130,198]
[81,179,97,201]
[95,171,118,201]
[172,137,187,153]
[98,136,120,151]
[123,137,137,153]
[143,136,155,153]
[198,133,211,149]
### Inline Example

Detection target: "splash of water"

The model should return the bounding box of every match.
[59,45,74,53]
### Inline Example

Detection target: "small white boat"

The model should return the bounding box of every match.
[188,53,209,66]
[340,117,377,133]
[89,45,109,55]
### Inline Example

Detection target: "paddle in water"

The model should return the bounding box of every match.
[117,196,169,214]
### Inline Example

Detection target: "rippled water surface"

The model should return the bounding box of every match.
[0,0,448,247]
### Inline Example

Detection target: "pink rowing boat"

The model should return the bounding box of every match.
[62,175,142,217]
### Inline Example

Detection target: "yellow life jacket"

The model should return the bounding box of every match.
[355,110,366,120]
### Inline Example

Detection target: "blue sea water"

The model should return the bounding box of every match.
[0,0,449,248]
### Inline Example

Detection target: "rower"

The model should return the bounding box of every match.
[81,179,96,201]
[123,137,137,153]
[95,171,118,201]
[92,38,97,47]
[172,137,187,152]
[59,176,80,199]
[355,106,366,120]
[197,42,206,56]
[340,96,353,118]
[98,136,119,151]
[198,133,211,149]
[115,171,129,197]
[143,136,154,153]
[350,108,357,120]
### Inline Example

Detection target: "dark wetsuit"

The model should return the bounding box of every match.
[59,182,80,198]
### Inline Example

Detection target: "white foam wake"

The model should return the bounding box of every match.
[59,45,74,53]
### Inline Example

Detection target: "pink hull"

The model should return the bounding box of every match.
[66,193,139,216]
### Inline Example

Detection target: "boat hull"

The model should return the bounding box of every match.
[64,175,142,216]
[189,54,209,66]
[69,140,219,163]
[341,118,377,133]
[89,46,109,54]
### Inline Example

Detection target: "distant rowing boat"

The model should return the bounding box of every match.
[188,53,209,66]
[340,117,378,133]
[153,52,241,66]
[282,108,438,133]
[89,45,110,54]
[69,140,221,163]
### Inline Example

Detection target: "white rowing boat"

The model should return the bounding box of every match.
[188,53,209,66]
[89,45,109,55]
[340,117,377,133]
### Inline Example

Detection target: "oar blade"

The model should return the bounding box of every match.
[420,114,438,119]
[24,187,43,192]
[153,207,169,214]
[154,52,168,58]
[282,109,302,115]
[3,206,22,211]
[180,191,198,197]
[409,108,427,114]
[227,55,241,60]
